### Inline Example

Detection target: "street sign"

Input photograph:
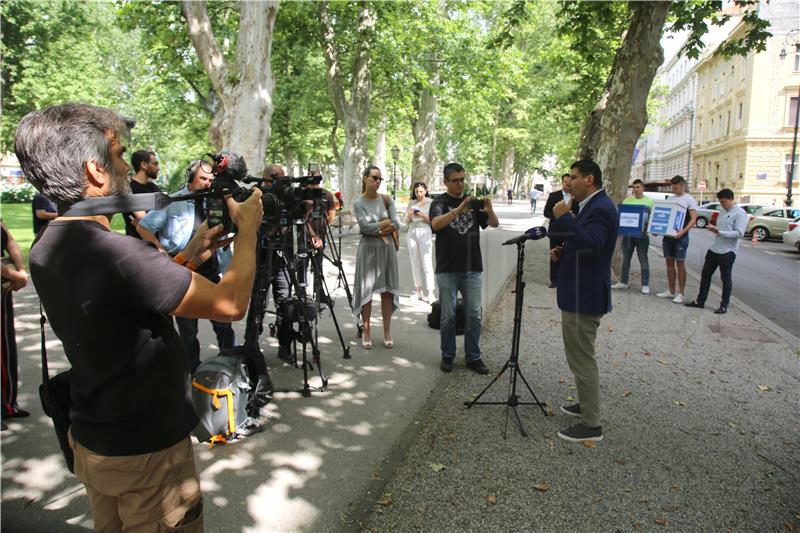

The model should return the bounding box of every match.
[698,180,707,191]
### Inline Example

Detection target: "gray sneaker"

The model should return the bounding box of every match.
[557,423,603,443]
[560,403,581,418]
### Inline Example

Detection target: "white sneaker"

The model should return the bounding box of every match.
[424,293,436,303]
[641,286,650,295]
[410,293,422,302]
[656,290,675,298]
[611,282,629,290]
[672,293,684,304]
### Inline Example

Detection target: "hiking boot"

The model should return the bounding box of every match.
[440,358,454,373]
[557,423,603,443]
[466,359,490,375]
[560,403,581,418]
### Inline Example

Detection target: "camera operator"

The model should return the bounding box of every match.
[301,165,336,301]
[136,160,236,373]
[16,103,262,531]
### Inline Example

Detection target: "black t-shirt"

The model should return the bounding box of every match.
[303,188,336,241]
[124,180,162,237]
[32,193,57,234]
[429,194,489,273]
[29,220,195,456]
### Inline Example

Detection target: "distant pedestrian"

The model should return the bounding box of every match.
[529,187,541,214]
[612,179,654,294]
[549,160,618,444]
[1,221,30,430]
[430,162,499,374]
[124,150,163,239]
[31,192,57,234]
[656,175,698,304]
[544,173,579,288]
[352,166,401,349]
[404,181,435,302]
[685,189,748,314]
[506,188,513,205]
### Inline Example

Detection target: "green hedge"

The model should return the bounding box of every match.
[1,183,36,203]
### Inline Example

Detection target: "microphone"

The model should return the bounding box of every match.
[502,226,548,246]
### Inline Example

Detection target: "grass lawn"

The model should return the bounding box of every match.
[1,202,126,265]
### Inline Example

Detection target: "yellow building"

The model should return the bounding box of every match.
[693,19,800,207]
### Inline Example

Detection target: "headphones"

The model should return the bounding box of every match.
[185,160,202,184]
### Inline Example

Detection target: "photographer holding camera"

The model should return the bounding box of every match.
[430,162,498,374]
[137,160,236,373]
[16,103,263,531]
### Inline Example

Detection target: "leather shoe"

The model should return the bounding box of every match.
[684,300,704,309]
[714,305,727,315]
[466,359,490,375]
[440,358,454,373]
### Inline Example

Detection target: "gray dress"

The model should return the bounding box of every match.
[352,195,401,317]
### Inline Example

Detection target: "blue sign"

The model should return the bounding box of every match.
[650,206,672,234]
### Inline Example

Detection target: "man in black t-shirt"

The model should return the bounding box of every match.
[15,103,263,531]
[429,162,499,375]
[123,150,163,238]
[31,192,58,234]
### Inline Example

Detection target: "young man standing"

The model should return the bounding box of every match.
[684,189,748,314]
[656,175,698,304]
[124,150,163,238]
[430,162,499,374]
[612,179,654,294]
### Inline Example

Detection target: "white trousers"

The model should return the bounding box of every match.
[407,225,435,294]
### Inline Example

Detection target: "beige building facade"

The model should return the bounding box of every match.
[693,12,800,206]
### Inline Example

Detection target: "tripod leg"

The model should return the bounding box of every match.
[463,360,510,408]
[514,366,548,415]
[312,250,351,359]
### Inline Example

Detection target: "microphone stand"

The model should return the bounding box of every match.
[463,239,547,438]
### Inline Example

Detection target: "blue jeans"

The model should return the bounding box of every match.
[620,235,650,286]
[436,271,482,362]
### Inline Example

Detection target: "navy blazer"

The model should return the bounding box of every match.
[551,189,619,316]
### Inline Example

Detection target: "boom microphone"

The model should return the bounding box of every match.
[502,226,548,246]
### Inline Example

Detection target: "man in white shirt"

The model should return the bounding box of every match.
[656,175,697,304]
[684,189,749,314]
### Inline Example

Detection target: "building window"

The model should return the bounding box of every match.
[789,96,799,127]
[786,154,799,183]
[737,102,743,129]
[795,44,800,72]
[726,110,731,136]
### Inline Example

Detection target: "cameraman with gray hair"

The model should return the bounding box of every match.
[16,103,263,532]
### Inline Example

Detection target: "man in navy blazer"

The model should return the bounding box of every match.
[549,159,618,443]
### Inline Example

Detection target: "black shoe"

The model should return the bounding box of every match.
[1,422,7,431]
[557,423,603,443]
[5,408,29,419]
[277,347,294,364]
[548,282,557,289]
[466,359,490,375]
[560,403,581,418]
[440,358,454,373]
[684,300,704,309]
[714,305,727,315]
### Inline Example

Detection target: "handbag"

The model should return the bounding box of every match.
[37,303,75,473]
[381,195,400,251]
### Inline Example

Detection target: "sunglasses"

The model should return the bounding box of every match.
[448,178,466,184]
[370,176,383,182]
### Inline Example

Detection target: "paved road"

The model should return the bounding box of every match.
[652,229,800,337]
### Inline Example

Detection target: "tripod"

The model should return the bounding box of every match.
[463,240,547,438]
[324,219,364,343]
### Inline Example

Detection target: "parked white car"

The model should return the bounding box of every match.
[782,216,800,251]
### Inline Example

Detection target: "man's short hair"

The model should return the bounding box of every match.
[561,173,571,181]
[443,162,465,181]
[131,150,155,172]
[670,175,686,185]
[14,103,129,208]
[716,188,734,200]
[570,159,603,188]
[261,163,284,179]
[631,179,644,186]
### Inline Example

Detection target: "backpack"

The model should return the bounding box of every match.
[191,354,261,446]
[427,299,465,335]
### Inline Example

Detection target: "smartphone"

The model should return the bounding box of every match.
[412,206,421,213]
[469,198,485,210]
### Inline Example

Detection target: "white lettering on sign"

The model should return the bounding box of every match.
[620,212,641,228]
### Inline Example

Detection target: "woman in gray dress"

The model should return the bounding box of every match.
[352,166,400,349]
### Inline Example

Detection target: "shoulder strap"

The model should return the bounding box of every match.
[382,194,390,210]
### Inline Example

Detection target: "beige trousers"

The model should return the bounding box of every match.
[561,310,603,428]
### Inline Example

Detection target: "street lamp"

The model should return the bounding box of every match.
[391,145,400,199]
[780,28,800,207]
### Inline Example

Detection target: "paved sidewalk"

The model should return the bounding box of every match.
[0,200,536,532]
[362,236,800,532]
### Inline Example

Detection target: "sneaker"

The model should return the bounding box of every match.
[656,290,675,299]
[440,358,454,373]
[557,423,603,443]
[466,359,490,375]
[641,286,650,295]
[560,403,581,418]
[714,305,727,315]
[424,293,436,303]
[5,408,29,419]
[684,300,704,309]
[611,282,628,290]
[672,293,684,304]
[410,293,421,302]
